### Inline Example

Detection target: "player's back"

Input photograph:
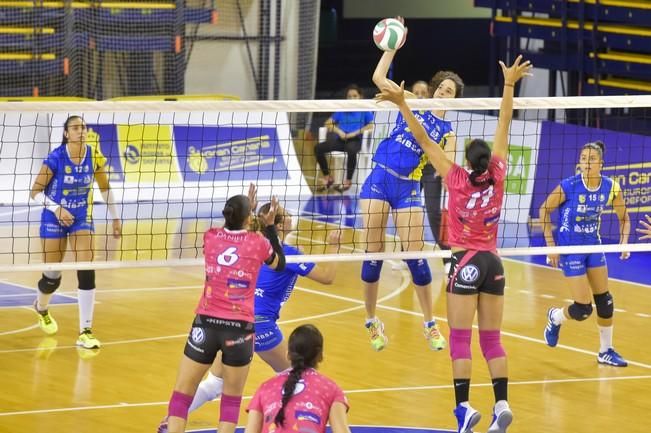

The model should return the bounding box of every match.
[198,227,272,322]
[250,368,347,433]
[445,156,507,251]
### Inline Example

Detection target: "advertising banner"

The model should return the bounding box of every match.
[531,121,651,242]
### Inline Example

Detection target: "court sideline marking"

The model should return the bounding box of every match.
[1,374,649,417]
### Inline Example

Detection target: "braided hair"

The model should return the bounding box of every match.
[274,324,324,427]
[466,139,494,187]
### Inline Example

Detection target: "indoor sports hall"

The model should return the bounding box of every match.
[1,2,650,433]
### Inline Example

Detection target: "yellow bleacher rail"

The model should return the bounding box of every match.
[108,94,241,102]
[495,16,651,37]
[589,51,651,65]
[0,1,176,9]
[587,77,651,92]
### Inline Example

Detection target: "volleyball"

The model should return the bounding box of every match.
[373,18,406,52]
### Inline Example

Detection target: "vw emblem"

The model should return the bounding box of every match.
[460,264,479,283]
[191,327,205,345]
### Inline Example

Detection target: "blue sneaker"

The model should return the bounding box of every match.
[487,402,513,433]
[597,348,628,367]
[454,403,481,433]
[544,308,561,347]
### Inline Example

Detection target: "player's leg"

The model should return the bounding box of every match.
[586,257,627,366]
[163,316,223,433]
[255,323,291,372]
[477,254,512,433]
[544,254,593,347]
[359,197,390,350]
[216,327,255,433]
[188,353,224,413]
[448,289,480,433]
[394,205,445,350]
[34,235,67,335]
[315,133,345,190]
[70,229,100,348]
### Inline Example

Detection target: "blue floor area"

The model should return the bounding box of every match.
[0,282,76,308]
[189,426,453,433]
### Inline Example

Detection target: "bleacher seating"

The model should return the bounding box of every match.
[0,1,216,98]
[475,0,651,96]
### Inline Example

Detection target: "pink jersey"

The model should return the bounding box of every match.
[445,156,507,252]
[247,368,348,433]
[196,227,273,322]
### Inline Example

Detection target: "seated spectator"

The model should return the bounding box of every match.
[315,84,374,192]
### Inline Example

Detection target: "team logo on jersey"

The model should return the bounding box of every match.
[291,379,306,395]
[295,411,321,424]
[578,194,586,204]
[65,166,72,174]
[459,265,480,283]
[577,205,586,213]
[190,327,205,345]
[599,194,605,202]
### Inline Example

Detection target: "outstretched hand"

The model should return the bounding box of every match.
[258,196,278,227]
[374,79,406,106]
[247,182,258,213]
[637,214,651,240]
[499,55,533,86]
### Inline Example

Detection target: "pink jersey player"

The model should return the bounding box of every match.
[445,156,507,253]
[197,227,273,322]
[245,325,351,433]
[375,55,532,433]
[160,188,286,433]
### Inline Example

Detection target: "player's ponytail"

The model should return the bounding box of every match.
[274,324,324,428]
[467,139,494,187]
[222,195,251,230]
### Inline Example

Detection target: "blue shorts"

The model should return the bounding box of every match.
[359,165,422,210]
[254,320,283,352]
[40,209,94,239]
[559,252,606,277]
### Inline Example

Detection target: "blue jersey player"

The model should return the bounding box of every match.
[360,16,448,352]
[30,115,121,349]
[182,203,341,417]
[539,141,630,367]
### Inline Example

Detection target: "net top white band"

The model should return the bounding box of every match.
[0,94,650,113]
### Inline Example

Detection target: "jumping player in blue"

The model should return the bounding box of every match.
[360,16,451,352]
[30,115,121,349]
[182,202,341,416]
[539,140,630,367]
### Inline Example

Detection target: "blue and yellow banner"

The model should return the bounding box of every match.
[173,126,289,182]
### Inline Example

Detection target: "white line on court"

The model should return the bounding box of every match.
[1,374,649,417]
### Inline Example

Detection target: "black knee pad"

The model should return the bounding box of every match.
[77,270,95,291]
[38,273,61,294]
[593,292,614,319]
[568,302,593,321]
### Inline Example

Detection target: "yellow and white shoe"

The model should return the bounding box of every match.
[365,318,388,351]
[424,321,447,351]
[76,328,101,349]
[34,302,58,335]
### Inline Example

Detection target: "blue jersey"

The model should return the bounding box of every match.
[43,144,106,220]
[254,244,316,322]
[331,111,374,134]
[372,111,453,180]
[556,174,621,246]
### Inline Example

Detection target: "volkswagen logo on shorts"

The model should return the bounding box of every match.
[190,327,205,345]
[460,264,479,283]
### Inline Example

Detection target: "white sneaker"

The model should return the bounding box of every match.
[487,401,513,433]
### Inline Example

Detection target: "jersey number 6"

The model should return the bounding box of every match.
[217,246,240,266]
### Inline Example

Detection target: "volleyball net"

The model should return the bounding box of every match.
[1,95,650,271]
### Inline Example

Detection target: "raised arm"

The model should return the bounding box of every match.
[492,55,533,160]
[375,80,454,177]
